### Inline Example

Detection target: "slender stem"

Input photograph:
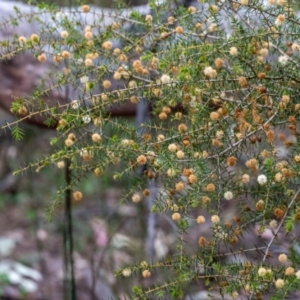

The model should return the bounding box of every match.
[63,191,69,300]
[63,159,77,300]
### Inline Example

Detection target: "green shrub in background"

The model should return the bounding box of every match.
[1,0,300,299]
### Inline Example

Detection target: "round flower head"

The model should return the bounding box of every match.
[145,14,153,23]
[17,106,27,116]
[294,155,300,163]
[210,111,220,121]
[269,219,277,229]
[65,138,74,147]
[128,80,137,89]
[137,155,147,165]
[210,5,219,12]
[238,76,248,87]
[82,115,91,124]
[208,23,218,32]
[92,133,102,142]
[188,174,198,184]
[172,212,181,221]
[94,168,103,176]
[85,58,93,67]
[37,53,47,62]
[82,5,90,12]
[206,183,216,192]
[168,143,177,152]
[18,36,27,44]
[122,268,131,277]
[113,72,122,80]
[227,156,237,166]
[196,216,205,224]
[275,279,284,289]
[62,50,71,59]
[30,33,39,42]
[178,123,188,133]
[68,133,76,141]
[102,41,113,50]
[175,26,184,34]
[204,66,217,78]
[80,76,89,83]
[73,191,83,201]
[278,253,287,263]
[60,31,69,39]
[285,267,294,275]
[211,215,220,224]
[143,189,150,197]
[133,60,142,68]
[275,14,286,26]
[188,6,196,13]
[214,57,225,68]
[71,100,80,109]
[160,74,171,84]
[140,261,148,268]
[176,150,185,159]
[229,47,238,55]
[157,134,165,141]
[103,80,112,89]
[198,236,208,246]
[175,181,185,191]
[258,267,267,277]
[224,191,233,200]
[275,172,283,182]
[57,161,65,169]
[278,55,289,65]
[113,48,121,56]
[142,270,151,278]
[132,193,141,203]
[93,117,102,126]
[167,168,176,177]
[257,174,267,185]
[242,174,250,183]
[292,43,300,51]
[215,130,224,139]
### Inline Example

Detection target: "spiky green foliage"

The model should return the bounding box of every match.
[2,0,300,299]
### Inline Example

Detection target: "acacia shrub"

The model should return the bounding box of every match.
[1,0,300,299]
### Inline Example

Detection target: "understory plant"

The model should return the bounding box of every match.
[1,0,300,299]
